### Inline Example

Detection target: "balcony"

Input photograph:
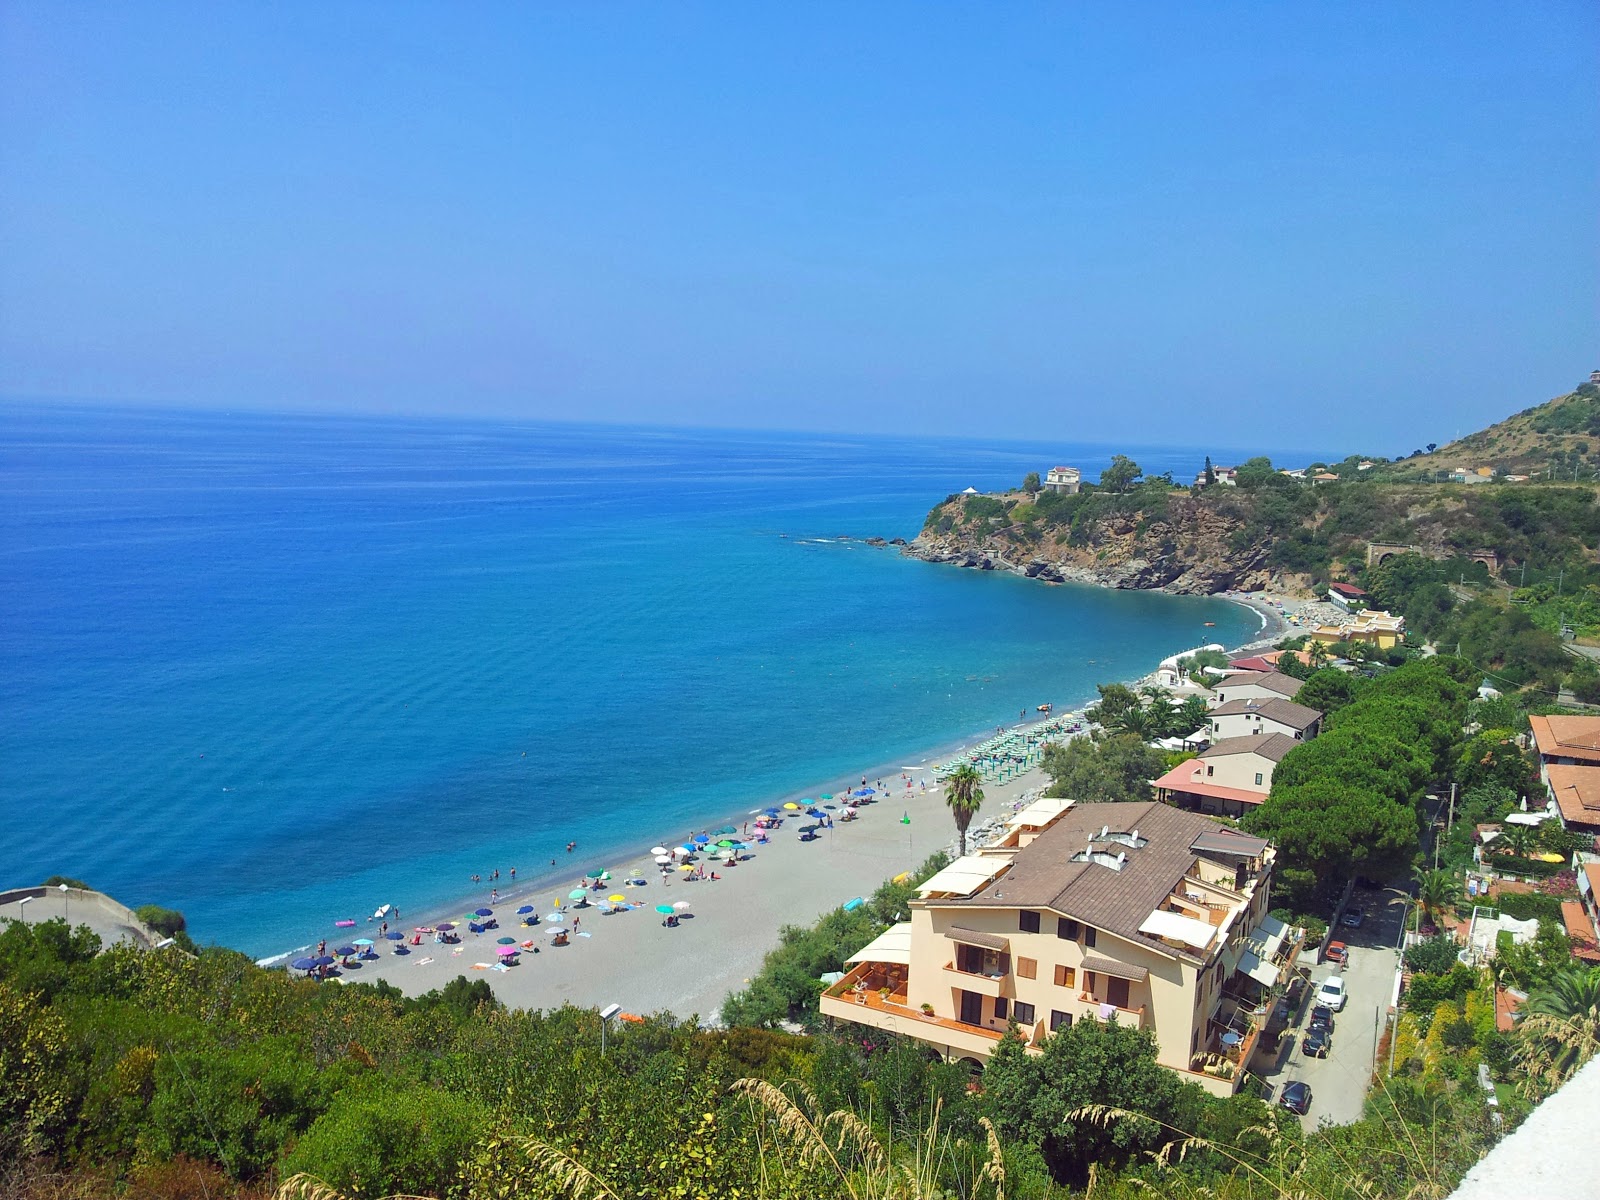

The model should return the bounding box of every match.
[821,966,1008,1059]
[941,961,1013,998]
[1078,996,1147,1029]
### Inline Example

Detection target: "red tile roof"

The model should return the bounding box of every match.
[1560,900,1600,961]
[1329,582,1368,597]
[1151,760,1269,807]
[1530,715,1600,764]
[1546,764,1600,829]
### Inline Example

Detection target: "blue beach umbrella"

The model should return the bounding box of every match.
[334,945,358,957]
[383,931,404,940]
[764,807,781,816]
[516,905,535,914]
[291,957,317,971]
[474,907,494,917]
[312,955,335,966]
[692,834,709,844]
[854,787,875,796]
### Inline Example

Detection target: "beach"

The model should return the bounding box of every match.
[337,753,1057,1021]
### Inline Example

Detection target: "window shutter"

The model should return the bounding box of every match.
[1016,957,1037,980]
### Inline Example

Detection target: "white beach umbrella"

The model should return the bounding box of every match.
[650,846,669,856]
[654,854,673,864]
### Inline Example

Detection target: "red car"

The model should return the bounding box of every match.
[1325,941,1349,967]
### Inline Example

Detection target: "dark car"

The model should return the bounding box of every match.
[1302,1026,1332,1058]
[1309,1003,1334,1033]
[1279,1080,1312,1115]
[1340,909,1365,930]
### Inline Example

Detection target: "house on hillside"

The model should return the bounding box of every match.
[1209,698,1322,742]
[1193,465,1237,488]
[1306,610,1405,652]
[819,798,1296,1096]
[1326,582,1369,613]
[1529,716,1600,841]
[1043,466,1081,495]
[1152,733,1299,819]
[1209,671,1302,708]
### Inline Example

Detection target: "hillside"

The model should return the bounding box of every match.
[906,473,1600,597]
[1380,375,1600,481]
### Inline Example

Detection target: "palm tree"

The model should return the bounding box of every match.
[1526,965,1600,1020]
[944,764,984,857]
[1414,869,1457,926]
[1498,822,1534,859]
[1519,965,1600,1096]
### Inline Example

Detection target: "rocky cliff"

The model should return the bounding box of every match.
[904,491,1290,595]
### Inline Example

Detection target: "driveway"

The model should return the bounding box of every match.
[1257,887,1403,1127]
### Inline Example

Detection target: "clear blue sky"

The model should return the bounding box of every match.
[2,4,1595,453]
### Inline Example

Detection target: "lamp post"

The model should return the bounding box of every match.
[59,883,69,926]
[599,1002,621,1058]
[17,895,33,924]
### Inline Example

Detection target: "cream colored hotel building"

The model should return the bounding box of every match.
[821,799,1300,1096]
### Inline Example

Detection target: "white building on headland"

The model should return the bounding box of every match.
[1043,466,1081,495]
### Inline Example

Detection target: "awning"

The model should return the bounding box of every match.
[917,855,1007,898]
[1138,909,1217,951]
[1191,829,1268,856]
[947,926,1009,952]
[1236,949,1280,988]
[1082,955,1148,983]
[1008,795,1074,829]
[846,923,913,965]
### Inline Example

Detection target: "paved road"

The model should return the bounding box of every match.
[1258,887,1403,1127]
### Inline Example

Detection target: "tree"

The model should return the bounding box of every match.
[1203,455,1216,486]
[944,765,984,857]
[1042,733,1165,805]
[1497,823,1534,859]
[1415,869,1458,926]
[1296,668,1361,718]
[1098,455,1142,494]
[1526,965,1600,1020]
[1454,730,1538,796]
[1022,471,1041,494]
[1427,443,1438,454]
[1087,682,1142,730]
[982,1018,1188,1187]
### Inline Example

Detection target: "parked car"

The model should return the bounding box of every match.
[1316,976,1347,1012]
[1279,1080,1313,1115]
[1340,909,1365,930]
[1309,1003,1334,1033]
[1325,941,1349,967]
[1302,1026,1333,1058]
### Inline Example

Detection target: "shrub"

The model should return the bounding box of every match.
[1494,890,1563,923]
[1484,852,1563,879]
[1404,935,1463,976]
[135,905,187,938]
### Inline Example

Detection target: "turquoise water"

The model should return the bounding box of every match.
[1,404,1283,956]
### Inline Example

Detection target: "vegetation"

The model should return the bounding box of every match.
[1040,733,1166,805]
[944,765,984,857]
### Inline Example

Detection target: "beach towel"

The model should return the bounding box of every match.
[416,957,434,966]
[491,963,511,973]
[578,931,593,938]
[1099,1002,1116,1020]
[471,962,491,970]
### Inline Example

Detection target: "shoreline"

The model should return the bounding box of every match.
[262,587,1310,1018]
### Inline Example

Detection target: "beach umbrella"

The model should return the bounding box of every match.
[677,863,695,872]
[545,923,566,933]
[677,845,696,855]
[715,839,736,848]
[353,938,374,947]
[650,846,669,856]
[291,957,317,971]
[714,825,736,835]
[692,834,710,844]
[586,868,605,878]
[854,787,875,796]
[436,922,456,931]
[568,888,589,900]
[383,931,404,941]
[516,905,535,914]
[608,894,626,903]
[764,806,781,815]
[654,854,673,864]
[820,793,833,800]
[545,913,563,922]
[474,907,494,917]
[783,802,800,810]
[496,945,518,957]
[496,936,517,945]
[334,945,358,957]
[673,900,692,909]
[313,954,336,966]
[655,904,675,915]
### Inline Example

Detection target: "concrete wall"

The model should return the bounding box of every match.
[0,885,161,949]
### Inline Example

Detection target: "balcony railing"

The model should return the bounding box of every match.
[941,962,1013,997]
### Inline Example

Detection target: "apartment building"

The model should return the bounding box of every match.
[1208,697,1322,742]
[1209,670,1303,708]
[1151,733,1299,818]
[820,799,1297,1096]
[1530,715,1600,839]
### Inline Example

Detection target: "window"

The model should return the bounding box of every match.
[1012,1001,1036,1025]
[993,996,1008,1020]
[1018,910,1040,934]
[1054,964,1076,989]
[1206,764,1214,776]
[1057,917,1080,940]
[1050,1009,1072,1032]
[1016,956,1037,980]
[1083,926,1097,948]
[1255,772,1264,786]
[1084,971,1095,993]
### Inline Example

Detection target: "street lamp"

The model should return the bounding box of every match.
[59,883,69,926]
[599,1002,622,1057]
[17,895,33,924]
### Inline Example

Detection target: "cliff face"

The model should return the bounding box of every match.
[905,492,1288,595]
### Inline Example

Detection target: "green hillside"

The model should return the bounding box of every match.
[1381,375,1600,481]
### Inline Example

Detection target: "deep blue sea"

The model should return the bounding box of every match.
[1,403,1316,956]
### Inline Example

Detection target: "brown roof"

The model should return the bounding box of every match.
[1082,955,1150,983]
[1585,862,1600,901]
[1200,733,1300,764]
[1530,715,1600,764]
[1214,671,1302,699]
[1560,901,1599,960]
[1151,761,1268,807]
[947,926,1009,951]
[1546,764,1600,829]
[1210,697,1322,730]
[933,801,1263,962]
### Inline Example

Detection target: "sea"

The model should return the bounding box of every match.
[0,402,1321,957]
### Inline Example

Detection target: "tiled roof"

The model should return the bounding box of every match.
[1531,715,1600,763]
[1583,862,1600,903]
[1209,697,1322,730]
[1199,733,1300,763]
[1215,671,1302,699]
[1329,582,1368,597]
[932,801,1262,961]
[1150,761,1268,807]
[1560,900,1599,960]
[1546,764,1600,828]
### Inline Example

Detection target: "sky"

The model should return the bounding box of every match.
[1,4,1596,453]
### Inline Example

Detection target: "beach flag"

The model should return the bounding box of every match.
[900,812,911,825]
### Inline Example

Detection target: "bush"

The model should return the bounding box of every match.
[135,905,187,938]
[1404,935,1463,976]
[1484,852,1563,879]
[1405,964,1477,1008]
[1494,890,1562,923]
